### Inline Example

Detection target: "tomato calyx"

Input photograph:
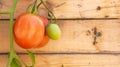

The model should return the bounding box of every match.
[27,0,39,15]
[27,4,38,15]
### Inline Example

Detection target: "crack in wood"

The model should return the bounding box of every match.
[81,5,120,13]
[92,27,102,45]
[86,30,91,36]
[0,52,120,55]
[105,15,109,18]
[55,2,66,8]
[77,4,82,7]
[92,27,103,51]
[93,37,97,45]
[93,27,97,45]
[96,6,101,10]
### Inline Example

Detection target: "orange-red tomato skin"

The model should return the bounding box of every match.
[35,16,50,48]
[39,16,49,27]
[36,34,50,48]
[14,13,45,49]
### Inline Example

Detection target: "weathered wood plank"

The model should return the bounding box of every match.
[1,0,120,19]
[0,54,120,67]
[0,20,120,53]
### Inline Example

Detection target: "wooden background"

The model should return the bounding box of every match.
[0,0,120,67]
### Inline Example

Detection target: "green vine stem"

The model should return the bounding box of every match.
[14,54,27,66]
[37,2,42,8]
[0,12,10,14]
[0,0,59,67]
[6,0,18,67]
[40,0,58,23]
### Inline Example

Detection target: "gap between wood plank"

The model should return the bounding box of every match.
[0,52,120,55]
[0,18,120,21]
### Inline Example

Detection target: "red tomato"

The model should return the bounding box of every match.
[36,34,50,48]
[35,16,50,48]
[13,13,44,49]
[40,16,49,26]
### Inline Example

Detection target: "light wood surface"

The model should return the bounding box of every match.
[0,20,120,53]
[1,0,120,19]
[0,54,120,67]
[0,0,120,67]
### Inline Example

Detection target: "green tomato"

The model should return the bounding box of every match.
[46,24,61,40]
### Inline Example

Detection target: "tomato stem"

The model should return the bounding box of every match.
[40,0,58,23]
[37,2,42,8]
[48,13,53,23]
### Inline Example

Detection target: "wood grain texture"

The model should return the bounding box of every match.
[1,0,120,19]
[0,20,120,53]
[0,54,120,67]
[1,0,120,67]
